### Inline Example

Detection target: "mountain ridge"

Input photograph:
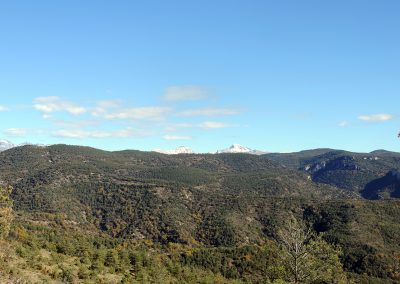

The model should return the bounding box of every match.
[1,138,399,156]
[1,143,400,282]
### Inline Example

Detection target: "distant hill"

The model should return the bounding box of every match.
[265,148,340,168]
[264,149,400,198]
[361,170,400,199]
[153,144,268,155]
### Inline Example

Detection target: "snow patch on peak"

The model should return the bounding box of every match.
[154,146,194,155]
[0,140,15,152]
[216,144,267,155]
[0,140,50,152]
[220,144,251,153]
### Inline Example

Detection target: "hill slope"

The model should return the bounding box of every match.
[265,149,400,198]
[0,145,348,244]
[0,145,400,281]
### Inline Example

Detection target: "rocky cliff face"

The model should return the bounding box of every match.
[304,156,360,175]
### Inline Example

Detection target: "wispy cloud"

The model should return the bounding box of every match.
[4,128,29,136]
[199,121,232,129]
[178,107,241,117]
[164,123,194,133]
[164,121,234,132]
[52,119,99,129]
[52,128,141,139]
[338,121,349,127]
[358,114,394,122]
[91,100,121,117]
[33,96,86,115]
[163,135,192,140]
[0,105,9,112]
[104,107,171,121]
[27,93,242,142]
[163,86,207,102]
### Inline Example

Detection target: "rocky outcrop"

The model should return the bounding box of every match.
[304,156,360,176]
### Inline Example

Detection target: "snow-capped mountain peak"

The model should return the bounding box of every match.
[217,144,251,154]
[0,140,15,152]
[154,146,194,155]
[216,144,267,155]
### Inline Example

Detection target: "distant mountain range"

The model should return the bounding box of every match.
[1,143,399,282]
[154,144,267,155]
[1,143,399,245]
[154,146,194,155]
[2,140,267,155]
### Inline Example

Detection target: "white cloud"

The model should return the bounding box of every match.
[105,107,171,121]
[163,86,207,101]
[96,100,120,109]
[338,121,349,127]
[178,107,241,117]
[174,122,193,128]
[53,119,99,129]
[199,121,231,129]
[52,128,139,139]
[28,95,243,142]
[163,135,192,140]
[33,96,86,115]
[5,128,28,136]
[0,105,9,112]
[358,114,394,122]
[34,96,86,115]
[165,121,235,132]
[91,100,121,117]
[164,122,194,132]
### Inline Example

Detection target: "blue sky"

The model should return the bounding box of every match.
[0,0,399,153]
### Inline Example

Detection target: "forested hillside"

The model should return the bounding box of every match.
[265,149,400,197]
[0,145,399,283]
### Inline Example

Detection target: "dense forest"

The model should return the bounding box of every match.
[0,144,400,283]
